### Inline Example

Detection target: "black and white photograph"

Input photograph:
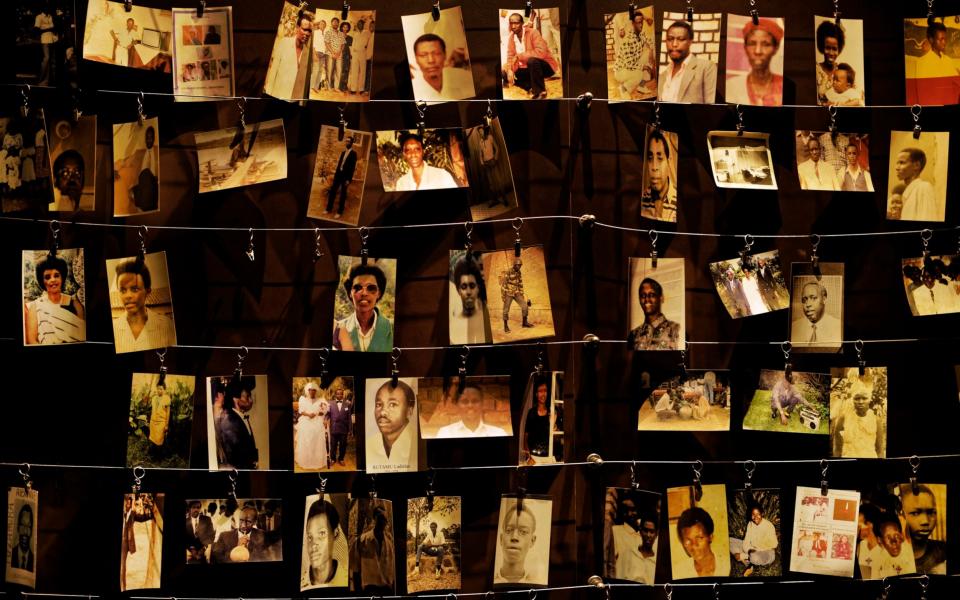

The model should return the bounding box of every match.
[22,248,85,345]
[499,8,563,100]
[105,252,177,353]
[293,377,356,472]
[172,7,234,101]
[351,497,395,592]
[829,367,887,459]
[375,129,468,192]
[728,489,781,577]
[195,119,286,193]
[333,256,397,352]
[901,254,960,316]
[307,9,376,102]
[418,376,512,439]
[48,114,96,211]
[604,6,657,101]
[83,0,172,72]
[708,131,777,189]
[795,131,872,192]
[603,487,660,584]
[406,496,461,592]
[301,493,349,590]
[886,130,949,222]
[814,16,866,106]
[627,257,684,351]
[112,117,159,216]
[402,6,476,102]
[789,263,844,352]
[709,250,789,319]
[126,372,195,468]
[667,484,731,579]
[482,246,555,344]
[464,118,518,221]
[449,250,492,344]
[1,111,52,213]
[638,371,731,432]
[493,495,552,587]
[518,371,564,465]
[307,126,372,225]
[640,126,679,222]
[365,377,419,474]
[205,375,270,471]
[5,486,38,588]
[185,498,283,564]
[120,493,163,591]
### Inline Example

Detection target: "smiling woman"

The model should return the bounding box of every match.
[332,256,396,353]
[22,248,86,345]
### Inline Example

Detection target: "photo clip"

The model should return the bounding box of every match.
[359,226,369,265]
[927,0,936,25]
[909,455,921,496]
[649,229,658,268]
[317,475,327,501]
[197,0,206,18]
[484,99,494,129]
[713,583,720,600]
[828,105,838,138]
[855,339,865,376]
[463,221,473,252]
[920,228,932,260]
[912,104,922,139]
[678,348,687,378]
[314,228,325,262]
[630,460,640,490]
[368,474,378,499]
[124,0,133,12]
[137,225,148,263]
[819,459,829,496]
[515,465,528,513]
[525,0,533,18]
[735,104,745,136]
[743,460,756,490]
[245,228,255,262]
[749,0,759,25]
[48,220,60,258]
[342,0,350,21]
[810,233,821,276]
[73,88,83,122]
[628,3,637,21]
[233,346,248,381]
[426,468,436,510]
[782,341,792,380]
[513,217,523,257]
[227,468,238,499]
[651,100,661,132]
[833,0,841,25]
[318,347,330,386]
[919,574,929,600]
[416,101,427,138]
[19,463,32,490]
[390,347,401,388]
[686,0,694,22]
[338,104,347,141]
[739,233,754,263]
[432,0,441,21]
[457,345,470,393]
[664,583,673,600]
[132,465,145,494]
[691,460,703,501]
[237,96,246,130]
[156,348,167,386]
[137,91,146,126]
[20,85,30,118]
[534,341,545,375]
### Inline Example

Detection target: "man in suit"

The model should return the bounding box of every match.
[11,504,34,571]
[326,387,353,466]
[658,20,717,104]
[720,268,750,317]
[755,257,779,309]
[211,505,268,563]
[323,135,357,219]
[185,500,216,561]
[216,379,260,469]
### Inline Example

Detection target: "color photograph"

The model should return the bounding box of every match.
[307,126,372,225]
[708,131,777,189]
[83,0,172,72]
[709,250,789,319]
[0,111,53,213]
[728,489,781,577]
[113,117,159,216]
[333,256,397,352]
[262,1,314,101]
[904,17,960,105]
[886,130,949,222]
[126,372,195,468]
[658,12,720,103]
[464,118,517,221]
[120,493,163,591]
[308,9,376,102]
[406,495,461,592]
[449,250,493,344]
[292,376,356,472]
[375,128,468,192]
[790,486,860,577]
[365,377,419,474]
[666,484,731,579]
[195,119,286,193]
[603,487,660,584]
[604,7,657,101]
[743,369,830,435]
[402,6,476,102]
[638,371,731,432]
[499,8,563,100]
[518,371,564,465]
[48,114,96,211]
[22,248,85,345]
[301,493,349,589]
[418,375,512,439]
[789,262,844,352]
[829,367,887,458]
[627,257,684,350]
[493,495,552,587]
[901,254,960,316]
[172,6,234,101]
[640,127,679,222]
[814,16,865,106]
[185,498,283,564]
[482,246,555,344]
[724,14,785,106]
[106,251,177,353]
[795,131,872,192]
[205,375,270,471]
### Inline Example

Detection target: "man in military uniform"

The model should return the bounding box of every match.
[500,257,534,333]
[627,277,681,350]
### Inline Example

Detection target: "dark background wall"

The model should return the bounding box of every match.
[1,1,959,598]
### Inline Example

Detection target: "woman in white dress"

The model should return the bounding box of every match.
[295,382,329,470]
[740,269,769,315]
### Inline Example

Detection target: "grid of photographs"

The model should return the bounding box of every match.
[708,131,777,189]
[172,7,234,101]
[48,114,96,211]
[418,376,512,439]
[482,246,555,344]
[402,6,476,102]
[709,250,789,319]
[307,126,372,225]
[126,373,195,468]
[301,493,349,589]
[83,0,172,72]
[205,375,270,471]
[743,369,829,435]
[518,371,564,465]
[493,495,552,587]
[106,251,177,353]
[901,254,960,316]
[638,371,731,432]
[886,130,949,222]
[185,498,283,564]
[113,117,159,216]
[790,486,860,577]
[120,493,163,591]
[814,16,865,106]
[195,119,287,193]
[789,262,844,352]
[499,8,564,100]
[1,111,52,213]
[406,496,461,592]
[365,377,419,474]
[22,248,85,345]
[724,14,785,106]
[604,6,657,102]
[829,367,887,459]
[667,484,731,579]
[603,488,660,584]
[333,256,397,352]
[375,129,468,192]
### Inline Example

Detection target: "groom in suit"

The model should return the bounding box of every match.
[217,379,259,470]
[324,135,358,219]
[326,388,353,466]
[211,505,268,563]
[185,500,216,558]
[658,20,717,104]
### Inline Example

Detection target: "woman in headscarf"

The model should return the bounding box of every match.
[726,18,784,106]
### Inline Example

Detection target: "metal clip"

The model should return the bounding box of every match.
[137,91,146,125]
[534,342,545,375]
[464,221,473,252]
[314,228,324,262]
[156,348,167,386]
[649,229,658,268]
[515,466,528,513]
[338,104,346,141]
[628,3,637,21]
[855,339,865,376]
[513,217,523,257]
[739,233,754,263]
[664,583,673,600]
[416,101,427,138]
[577,92,594,112]
[630,461,640,490]
[124,0,133,12]
[49,220,61,257]
[426,468,436,510]
[237,96,246,130]
[909,455,921,496]
[197,0,206,18]
[234,346,248,379]
[317,475,328,498]
[651,101,661,132]
[927,0,936,24]
[678,348,687,378]
[19,464,32,490]
[20,85,30,118]
[137,225,148,261]
[692,460,703,500]
[484,99,494,129]
[912,104,922,139]
[73,89,84,122]
[458,344,470,375]
[342,0,350,21]
[749,0,759,25]
[228,468,238,498]
[782,341,792,380]
[833,0,841,25]
[921,228,932,259]
[828,105,838,137]
[810,233,821,275]
[132,465,145,493]
[919,573,929,600]
[368,474,378,498]
[686,0,694,21]
[735,103,745,135]
[743,460,756,490]
[525,0,533,18]
[318,347,330,381]
[879,577,891,600]
[432,0,441,21]
[245,228,255,262]
[587,576,610,600]
[587,453,604,466]
[359,226,370,265]
[390,347,401,387]
[820,459,829,496]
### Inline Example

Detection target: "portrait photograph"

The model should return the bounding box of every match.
[204,375,270,471]
[292,376,356,472]
[814,16,865,106]
[351,497,395,592]
[418,375,512,439]
[333,255,397,352]
[658,12,719,103]
[790,486,860,577]
[728,489,781,577]
[307,125,372,225]
[365,377,419,474]
[795,131,872,192]
[126,372,195,468]
[603,487,661,584]
[627,257,684,350]
[22,248,86,345]
[886,130,949,222]
[402,6,476,102]
[195,119,286,193]
[83,0,172,72]
[640,126,679,222]
[904,17,960,105]
[0,111,53,213]
[499,8,563,100]
[185,498,283,564]
[743,369,829,435]
[113,117,160,216]
[901,254,960,316]
[464,117,518,221]
[449,250,492,344]
[518,371,564,465]
[48,114,96,212]
[666,484,731,579]
[638,370,731,432]
[708,131,777,189]
[13,0,77,89]
[262,2,315,101]
[120,493,164,591]
[172,6,234,101]
[5,486,38,588]
[308,9,376,102]
[482,246,555,344]
[301,493,349,590]
[709,250,789,319]
[406,495,461,592]
[106,251,177,353]
[829,367,887,459]
[493,495,552,587]
[789,262,844,352]
[724,14,785,106]
[887,483,947,575]
[604,6,657,102]
[375,128,468,192]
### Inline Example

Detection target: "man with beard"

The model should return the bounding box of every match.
[791,281,841,346]
[609,498,658,583]
[11,504,34,571]
[301,498,345,588]
[730,503,778,576]
[832,387,882,458]
[640,130,677,221]
[393,134,457,191]
[899,485,947,574]
[366,379,417,472]
[435,383,507,438]
[212,505,267,563]
[628,277,681,350]
[52,150,85,211]
[494,500,543,584]
[449,256,490,344]
[658,20,717,103]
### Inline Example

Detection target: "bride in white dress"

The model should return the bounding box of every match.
[740,269,769,316]
[295,382,329,470]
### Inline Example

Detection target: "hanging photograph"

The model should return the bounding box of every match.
[795,131,872,192]
[262,2,315,101]
[627,257,684,350]
[638,370,731,432]
[185,498,283,564]
[724,14,785,106]
[904,17,960,105]
[194,119,286,193]
[448,250,493,344]
[22,248,86,345]
[14,1,78,88]
[814,16,865,106]
[353,497,396,592]
[205,375,271,471]
[105,251,177,353]
[333,255,397,352]
[402,6,476,102]
[301,493,349,590]
[0,110,53,213]
[889,483,947,574]
[48,114,96,211]
[113,117,160,217]
[658,12,720,103]
[375,128,468,192]
[640,126,679,222]
[901,254,960,316]
[308,9,376,101]
[666,484,731,579]
[603,487,661,584]
[499,8,563,100]
[604,6,657,101]
[518,371,564,465]
[464,117,518,221]
[728,489,781,577]
[493,494,552,587]
[82,0,172,72]
[829,367,887,458]
[789,262,844,352]
[790,486,860,577]
[5,486,38,588]
[886,130,949,222]
[406,496,461,592]
[743,369,829,435]
[481,246,555,344]
[365,377,419,473]
[418,375,512,439]
[172,6,235,101]
[126,372,195,468]
[708,250,789,319]
[120,493,164,591]
[307,126,372,225]
[292,376,356,472]
[707,131,777,189]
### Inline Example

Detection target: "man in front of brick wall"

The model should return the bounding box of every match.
[658,20,717,104]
